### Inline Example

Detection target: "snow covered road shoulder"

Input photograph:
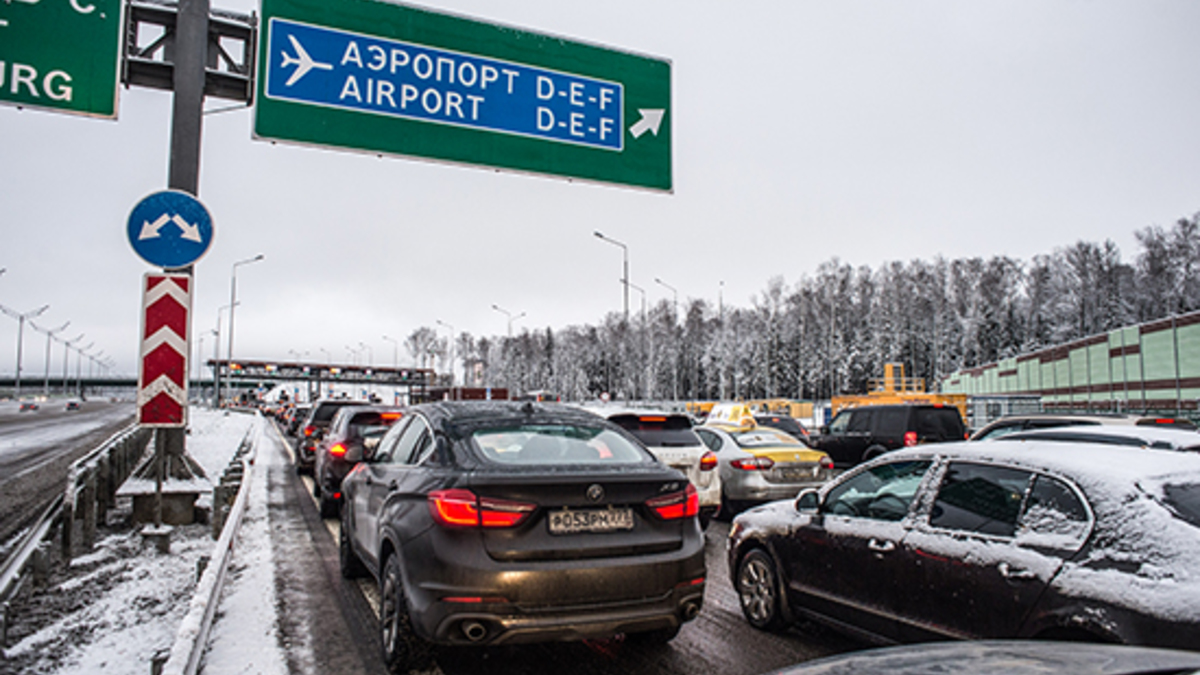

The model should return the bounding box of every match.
[0,408,258,675]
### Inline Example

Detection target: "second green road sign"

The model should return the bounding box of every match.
[255,0,672,192]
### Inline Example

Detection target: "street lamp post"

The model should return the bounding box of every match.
[655,277,681,401]
[594,231,629,323]
[32,320,70,397]
[358,341,373,367]
[63,334,84,393]
[629,282,649,401]
[492,304,525,339]
[436,319,456,386]
[1,303,50,399]
[226,254,264,406]
[213,302,236,406]
[382,335,399,368]
[76,342,93,397]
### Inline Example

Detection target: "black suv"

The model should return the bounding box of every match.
[294,399,369,473]
[811,404,966,467]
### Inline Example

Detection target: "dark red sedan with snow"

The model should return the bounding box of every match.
[728,440,1200,649]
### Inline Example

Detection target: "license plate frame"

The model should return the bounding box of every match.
[547,508,635,535]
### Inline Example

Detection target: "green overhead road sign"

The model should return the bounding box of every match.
[256,0,672,191]
[0,0,123,118]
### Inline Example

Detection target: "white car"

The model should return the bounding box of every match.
[589,407,722,527]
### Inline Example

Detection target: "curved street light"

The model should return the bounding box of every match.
[491,304,525,339]
[594,231,629,323]
[436,319,456,386]
[225,254,264,405]
[0,303,50,399]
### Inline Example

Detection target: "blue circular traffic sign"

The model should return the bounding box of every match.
[127,190,214,268]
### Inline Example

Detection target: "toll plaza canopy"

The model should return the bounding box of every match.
[206,359,434,399]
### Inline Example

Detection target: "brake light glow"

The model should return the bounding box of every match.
[428,489,535,529]
[675,576,706,589]
[329,443,347,457]
[640,416,667,423]
[443,596,509,604]
[646,483,699,520]
[380,413,403,421]
[904,431,918,447]
[699,450,718,472]
[730,456,774,471]
[819,455,834,470]
[303,425,316,437]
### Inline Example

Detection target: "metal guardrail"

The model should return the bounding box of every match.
[0,421,151,645]
[159,412,260,675]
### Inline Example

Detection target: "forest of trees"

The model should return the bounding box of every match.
[408,214,1200,403]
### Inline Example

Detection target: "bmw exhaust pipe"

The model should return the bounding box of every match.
[461,620,488,642]
[682,601,701,621]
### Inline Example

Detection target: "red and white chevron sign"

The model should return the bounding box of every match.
[137,273,192,426]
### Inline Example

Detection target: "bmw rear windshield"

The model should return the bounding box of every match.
[471,423,654,465]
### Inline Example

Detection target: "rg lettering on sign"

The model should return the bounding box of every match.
[264,18,625,152]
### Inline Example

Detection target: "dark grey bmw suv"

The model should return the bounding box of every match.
[339,401,707,672]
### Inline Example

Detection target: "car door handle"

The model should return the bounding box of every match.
[867,538,896,553]
[998,562,1037,580]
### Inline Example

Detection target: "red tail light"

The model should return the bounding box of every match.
[819,455,834,470]
[380,412,403,421]
[699,450,718,471]
[646,483,699,520]
[329,443,347,457]
[428,489,535,528]
[303,425,316,437]
[731,456,774,471]
[904,431,918,447]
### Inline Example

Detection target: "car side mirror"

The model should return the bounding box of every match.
[362,437,381,462]
[795,489,820,513]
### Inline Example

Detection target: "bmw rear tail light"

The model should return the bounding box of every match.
[819,455,834,470]
[646,483,699,520]
[730,456,774,471]
[428,489,535,529]
[699,450,718,472]
[904,431,918,447]
[329,443,347,457]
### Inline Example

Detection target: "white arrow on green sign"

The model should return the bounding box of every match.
[0,0,123,118]
[255,0,672,192]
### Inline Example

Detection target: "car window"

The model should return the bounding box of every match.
[472,423,652,465]
[373,417,410,461]
[974,422,1023,441]
[608,414,700,447]
[389,418,431,465]
[929,462,1033,537]
[875,408,908,435]
[824,460,933,521]
[733,428,805,448]
[1019,474,1090,541]
[918,408,963,439]
[1160,483,1200,529]
[847,410,872,433]
[695,428,722,452]
[827,411,851,435]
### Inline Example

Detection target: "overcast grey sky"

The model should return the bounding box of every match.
[3,0,1200,379]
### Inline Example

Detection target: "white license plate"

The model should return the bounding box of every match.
[548,508,634,534]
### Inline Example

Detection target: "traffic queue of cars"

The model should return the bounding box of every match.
[270,396,1200,671]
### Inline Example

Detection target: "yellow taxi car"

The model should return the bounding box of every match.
[696,404,835,515]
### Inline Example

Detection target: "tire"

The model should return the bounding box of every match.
[736,549,789,632]
[626,623,681,645]
[339,511,368,580]
[380,554,433,673]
